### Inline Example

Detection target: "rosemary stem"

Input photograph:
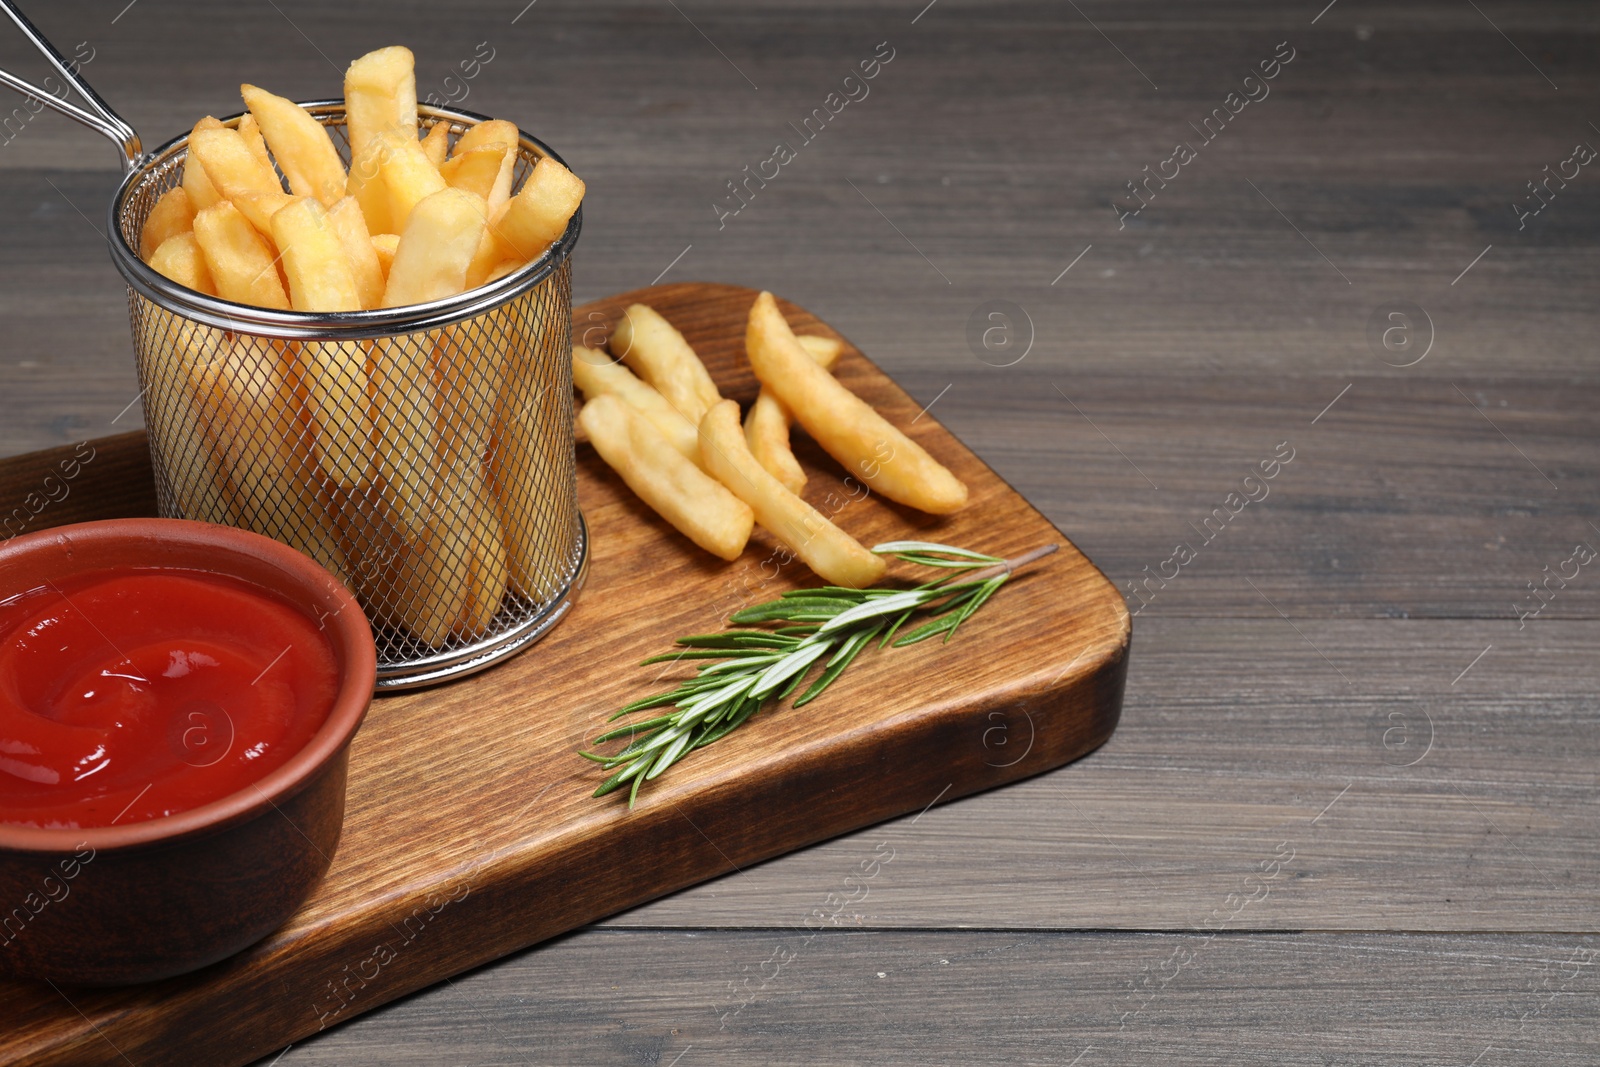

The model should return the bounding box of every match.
[964,543,1059,584]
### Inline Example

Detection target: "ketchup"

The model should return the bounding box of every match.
[0,568,338,829]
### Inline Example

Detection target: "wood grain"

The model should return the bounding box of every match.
[251,930,1600,1067]
[0,282,1127,1066]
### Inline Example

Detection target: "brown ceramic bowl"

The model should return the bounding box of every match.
[0,518,375,985]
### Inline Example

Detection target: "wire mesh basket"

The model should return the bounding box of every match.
[0,3,587,689]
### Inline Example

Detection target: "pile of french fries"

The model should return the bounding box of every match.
[576,293,969,588]
[135,45,585,647]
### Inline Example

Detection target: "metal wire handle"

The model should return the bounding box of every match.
[0,0,143,172]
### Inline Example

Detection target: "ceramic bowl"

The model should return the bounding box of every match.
[0,518,374,985]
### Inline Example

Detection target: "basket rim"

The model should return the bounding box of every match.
[106,100,581,339]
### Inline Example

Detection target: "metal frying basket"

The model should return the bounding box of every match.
[1,2,587,689]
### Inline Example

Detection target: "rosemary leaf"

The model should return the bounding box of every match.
[582,541,1057,807]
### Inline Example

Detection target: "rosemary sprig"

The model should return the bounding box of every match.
[581,541,1058,807]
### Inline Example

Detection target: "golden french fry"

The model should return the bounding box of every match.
[452,120,518,209]
[609,303,721,428]
[272,198,372,488]
[347,139,393,237]
[236,113,275,176]
[195,339,350,585]
[486,155,582,263]
[148,232,216,295]
[386,518,470,647]
[434,321,503,462]
[571,345,698,464]
[701,399,885,587]
[745,334,845,494]
[371,189,486,534]
[344,47,416,235]
[796,335,843,367]
[139,186,196,262]
[444,464,509,639]
[242,83,346,206]
[370,336,437,539]
[326,196,385,309]
[224,190,289,239]
[182,117,225,210]
[580,394,752,561]
[382,187,485,307]
[137,309,236,525]
[746,291,968,514]
[485,258,521,283]
[419,121,450,168]
[371,232,399,280]
[743,391,805,495]
[440,145,508,202]
[192,201,290,309]
[344,46,417,164]
[376,130,447,235]
[272,197,362,311]
[190,127,292,235]
[191,127,287,200]
[489,341,573,601]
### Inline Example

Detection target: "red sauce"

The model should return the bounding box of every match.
[0,567,338,829]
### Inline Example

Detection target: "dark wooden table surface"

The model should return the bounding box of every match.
[3,1,1597,1063]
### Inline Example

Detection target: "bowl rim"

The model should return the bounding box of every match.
[0,518,376,854]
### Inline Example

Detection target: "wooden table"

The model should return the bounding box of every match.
[2,1,1596,1063]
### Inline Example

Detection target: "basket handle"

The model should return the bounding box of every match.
[0,0,142,173]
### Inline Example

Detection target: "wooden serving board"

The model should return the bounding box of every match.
[0,283,1129,1066]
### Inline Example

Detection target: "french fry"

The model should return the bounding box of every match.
[490,330,574,601]
[700,399,885,587]
[222,190,288,239]
[272,197,362,311]
[344,46,417,235]
[386,518,470,647]
[182,117,225,210]
[451,119,518,211]
[746,291,969,514]
[190,127,292,234]
[609,303,721,428]
[429,321,511,639]
[434,318,504,461]
[371,232,399,280]
[236,113,275,176]
[420,122,450,168]
[194,339,351,585]
[344,46,417,163]
[326,196,385,309]
[139,187,196,262]
[148,232,216,295]
[440,145,508,202]
[137,309,236,525]
[449,466,510,638]
[347,139,393,237]
[580,394,752,561]
[571,345,699,464]
[485,258,521,283]
[192,201,290,309]
[453,122,520,289]
[272,198,372,488]
[486,155,583,263]
[242,83,346,206]
[376,130,447,235]
[382,187,485,307]
[745,334,844,494]
[370,187,485,534]
[369,337,437,539]
[743,391,805,495]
